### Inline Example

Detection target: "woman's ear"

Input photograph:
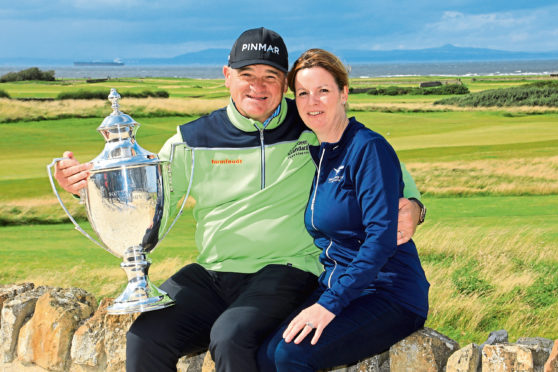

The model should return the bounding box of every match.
[342,85,349,105]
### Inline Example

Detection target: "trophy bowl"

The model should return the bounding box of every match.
[47,89,190,314]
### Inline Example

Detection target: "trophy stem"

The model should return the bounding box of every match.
[107,246,175,315]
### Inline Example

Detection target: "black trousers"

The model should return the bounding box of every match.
[126,263,317,372]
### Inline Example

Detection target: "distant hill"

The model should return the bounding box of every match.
[333,44,558,63]
[2,44,558,66]
[134,48,229,66]
[133,44,558,65]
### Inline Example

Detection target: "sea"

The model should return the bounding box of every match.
[1,59,557,79]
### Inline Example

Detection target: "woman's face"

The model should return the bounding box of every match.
[293,67,348,138]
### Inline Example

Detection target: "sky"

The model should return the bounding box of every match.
[1,0,558,60]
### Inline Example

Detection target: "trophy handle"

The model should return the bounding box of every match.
[158,142,195,242]
[46,157,109,253]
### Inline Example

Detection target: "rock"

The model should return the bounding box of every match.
[517,337,554,371]
[201,351,215,372]
[545,340,558,372]
[482,343,534,372]
[177,352,207,372]
[389,327,460,371]
[480,329,509,348]
[16,287,96,371]
[0,283,34,316]
[70,299,112,370]
[1,286,49,363]
[102,303,139,372]
[350,351,389,371]
[446,343,481,372]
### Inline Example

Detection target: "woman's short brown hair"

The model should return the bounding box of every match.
[287,48,349,93]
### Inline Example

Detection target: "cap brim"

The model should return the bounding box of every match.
[229,59,287,73]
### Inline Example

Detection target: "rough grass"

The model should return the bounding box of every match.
[418,222,558,343]
[406,156,558,196]
[0,97,228,123]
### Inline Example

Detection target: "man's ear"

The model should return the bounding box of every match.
[223,66,231,88]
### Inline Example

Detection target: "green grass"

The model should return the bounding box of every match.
[0,77,228,99]
[0,212,197,299]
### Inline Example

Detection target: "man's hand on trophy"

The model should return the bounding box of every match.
[54,151,93,195]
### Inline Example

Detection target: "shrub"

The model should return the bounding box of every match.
[57,90,107,100]
[56,89,169,100]
[0,89,10,98]
[364,84,468,96]
[0,67,55,82]
[435,80,558,107]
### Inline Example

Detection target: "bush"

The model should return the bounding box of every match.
[0,89,10,98]
[364,84,468,96]
[56,89,169,100]
[435,80,558,107]
[0,67,55,82]
[57,90,107,100]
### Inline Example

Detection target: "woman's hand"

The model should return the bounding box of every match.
[282,303,335,345]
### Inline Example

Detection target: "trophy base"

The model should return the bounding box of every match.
[107,291,175,315]
[107,247,176,315]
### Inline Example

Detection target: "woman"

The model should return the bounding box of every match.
[257,49,430,371]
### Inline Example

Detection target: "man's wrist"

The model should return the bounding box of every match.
[409,197,426,225]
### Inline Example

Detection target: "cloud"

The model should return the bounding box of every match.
[1,0,557,60]
[419,5,558,51]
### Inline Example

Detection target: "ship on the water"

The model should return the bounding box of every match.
[73,58,124,66]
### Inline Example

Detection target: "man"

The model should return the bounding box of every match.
[54,27,426,372]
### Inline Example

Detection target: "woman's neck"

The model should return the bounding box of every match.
[316,116,349,144]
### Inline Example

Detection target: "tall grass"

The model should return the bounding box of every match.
[418,222,558,343]
[406,156,558,196]
[0,97,228,123]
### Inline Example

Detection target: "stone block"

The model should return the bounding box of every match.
[0,283,34,316]
[545,340,558,372]
[102,303,139,372]
[177,352,207,372]
[389,327,460,372]
[482,343,534,372]
[1,286,49,363]
[70,299,112,370]
[516,337,554,371]
[446,343,481,372]
[16,287,96,371]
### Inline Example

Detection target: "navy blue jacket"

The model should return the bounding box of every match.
[304,118,429,318]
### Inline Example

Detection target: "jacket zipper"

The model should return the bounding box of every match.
[258,127,265,189]
[311,147,338,288]
[324,240,336,288]
[255,103,280,190]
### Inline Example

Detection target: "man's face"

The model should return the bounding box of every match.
[223,64,287,123]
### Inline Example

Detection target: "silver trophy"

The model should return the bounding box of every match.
[47,89,192,314]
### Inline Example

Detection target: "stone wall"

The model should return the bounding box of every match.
[1,283,557,372]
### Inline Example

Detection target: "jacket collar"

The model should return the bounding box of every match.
[319,117,361,150]
[309,117,361,162]
[226,97,288,132]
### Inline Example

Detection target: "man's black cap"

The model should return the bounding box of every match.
[228,27,288,73]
